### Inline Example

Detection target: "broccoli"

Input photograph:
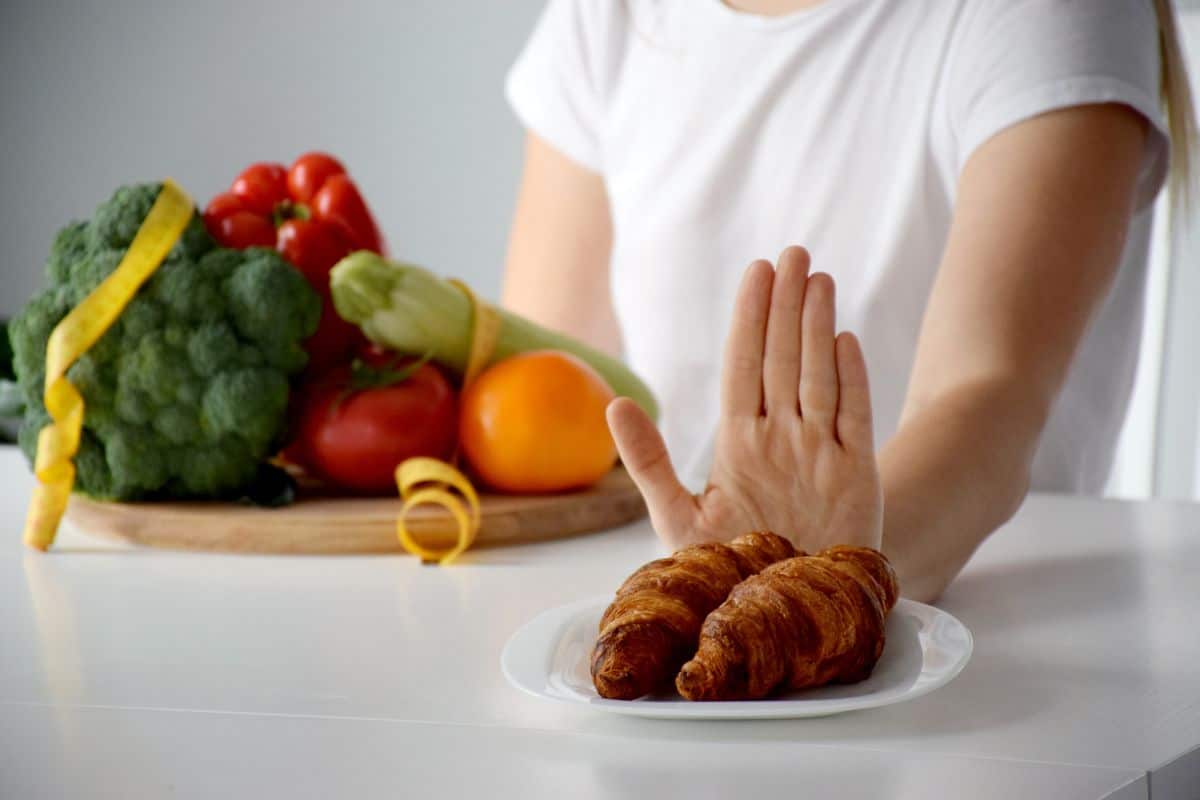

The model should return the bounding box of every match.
[10,183,320,501]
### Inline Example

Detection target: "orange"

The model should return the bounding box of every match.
[459,350,617,493]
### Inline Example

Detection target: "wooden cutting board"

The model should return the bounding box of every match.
[64,467,647,554]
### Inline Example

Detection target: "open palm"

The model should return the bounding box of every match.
[608,247,882,554]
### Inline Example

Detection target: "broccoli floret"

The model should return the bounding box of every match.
[46,221,90,287]
[9,182,320,501]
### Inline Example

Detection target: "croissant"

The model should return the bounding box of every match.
[591,531,798,700]
[676,546,898,701]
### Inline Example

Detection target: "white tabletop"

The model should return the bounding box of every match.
[2,704,1148,800]
[0,446,1197,799]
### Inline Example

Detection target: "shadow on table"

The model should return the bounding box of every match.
[940,549,1143,639]
[569,643,1151,760]
[572,648,1049,737]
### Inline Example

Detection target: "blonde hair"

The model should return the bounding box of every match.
[1154,0,1196,210]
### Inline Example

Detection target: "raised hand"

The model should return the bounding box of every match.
[608,246,882,554]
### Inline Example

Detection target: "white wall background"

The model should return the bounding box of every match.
[0,0,544,315]
[2,0,1197,500]
[1107,11,1200,501]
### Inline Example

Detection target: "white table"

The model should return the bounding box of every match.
[0,447,1196,799]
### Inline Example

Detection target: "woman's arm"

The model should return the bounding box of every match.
[884,104,1149,602]
[501,133,621,357]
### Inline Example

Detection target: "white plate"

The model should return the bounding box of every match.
[501,596,972,720]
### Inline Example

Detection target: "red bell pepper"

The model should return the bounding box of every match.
[203,152,387,374]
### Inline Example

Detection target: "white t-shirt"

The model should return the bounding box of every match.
[506,0,1169,494]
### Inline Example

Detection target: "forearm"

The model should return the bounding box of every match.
[501,134,621,357]
[879,379,1046,603]
[501,237,622,356]
[879,106,1146,603]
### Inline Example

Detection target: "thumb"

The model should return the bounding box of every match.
[606,397,693,525]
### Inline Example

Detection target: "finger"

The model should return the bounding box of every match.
[834,332,875,452]
[762,246,811,416]
[799,272,838,429]
[607,397,693,524]
[720,260,774,418]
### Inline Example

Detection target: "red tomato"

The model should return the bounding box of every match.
[296,357,458,494]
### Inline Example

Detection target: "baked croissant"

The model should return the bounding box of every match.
[591,531,798,700]
[676,546,898,701]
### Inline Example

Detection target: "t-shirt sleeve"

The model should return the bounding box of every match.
[946,0,1169,209]
[506,0,617,173]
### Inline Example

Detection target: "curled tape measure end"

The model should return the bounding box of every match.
[394,457,481,565]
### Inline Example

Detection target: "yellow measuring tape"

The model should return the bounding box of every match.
[24,180,194,551]
[392,279,501,565]
[395,458,481,564]
[449,278,504,388]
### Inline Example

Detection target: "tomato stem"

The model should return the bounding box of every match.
[330,352,434,414]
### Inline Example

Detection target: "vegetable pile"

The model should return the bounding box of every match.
[11,151,660,518]
[326,252,659,494]
[10,183,320,500]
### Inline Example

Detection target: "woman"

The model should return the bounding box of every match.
[501,0,1193,602]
